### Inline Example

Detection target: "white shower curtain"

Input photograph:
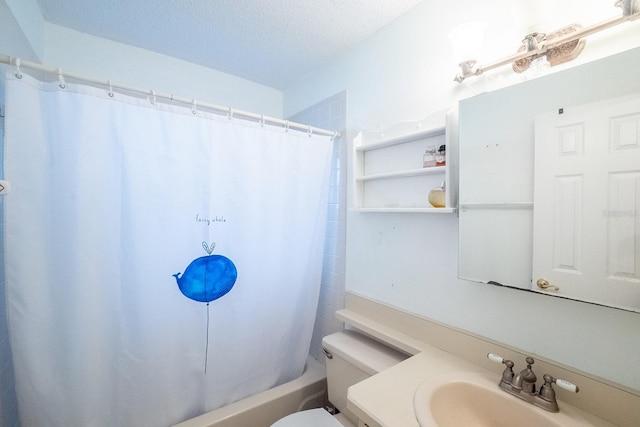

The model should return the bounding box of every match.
[3,73,334,426]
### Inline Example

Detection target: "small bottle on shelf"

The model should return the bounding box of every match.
[436,145,446,166]
[423,146,436,168]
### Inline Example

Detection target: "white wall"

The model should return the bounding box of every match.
[3,0,45,60]
[0,1,39,61]
[1,0,283,117]
[285,0,640,120]
[284,0,640,391]
[42,24,283,117]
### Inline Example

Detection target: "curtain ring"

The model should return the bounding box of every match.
[192,98,197,115]
[150,89,156,105]
[107,80,114,98]
[308,125,313,137]
[284,120,290,132]
[57,69,66,89]
[260,114,265,127]
[228,107,234,120]
[332,130,338,141]
[14,57,23,79]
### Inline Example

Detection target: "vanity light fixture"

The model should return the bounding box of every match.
[452,0,640,83]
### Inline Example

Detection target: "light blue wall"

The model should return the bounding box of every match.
[2,0,44,60]
[0,1,39,61]
[1,0,283,117]
[283,1,640,391]
[42,24,283,117]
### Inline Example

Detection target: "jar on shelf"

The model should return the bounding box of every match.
[428,181,446,208]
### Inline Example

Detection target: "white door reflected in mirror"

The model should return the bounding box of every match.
[533,93,640,312]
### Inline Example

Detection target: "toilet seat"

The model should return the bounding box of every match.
[271,408,343,427]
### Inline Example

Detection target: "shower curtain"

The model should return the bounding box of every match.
[3,73,334,427]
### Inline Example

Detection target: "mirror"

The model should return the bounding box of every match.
[458,46,640,312]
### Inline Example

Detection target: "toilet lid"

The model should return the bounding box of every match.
[271,408,343,427]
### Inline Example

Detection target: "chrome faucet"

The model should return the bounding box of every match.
[487,353,579,412]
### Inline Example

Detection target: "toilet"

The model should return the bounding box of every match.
[272,330,408,427]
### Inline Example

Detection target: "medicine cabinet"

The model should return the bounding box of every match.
[458,47,640,312]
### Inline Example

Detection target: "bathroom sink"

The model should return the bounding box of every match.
[413,372,596,427]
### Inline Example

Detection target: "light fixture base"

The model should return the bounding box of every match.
[512,24,586,73]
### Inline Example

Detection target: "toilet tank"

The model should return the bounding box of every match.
[322,330,408,423]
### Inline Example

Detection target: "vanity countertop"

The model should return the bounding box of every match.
[346,344,615,427]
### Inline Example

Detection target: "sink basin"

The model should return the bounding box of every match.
[413,372,597,427]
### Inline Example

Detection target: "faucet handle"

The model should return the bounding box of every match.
[487,353,515,384]
[487,353,515,369]
[487,353,507,364]
[540,375,579,400]
[539,374,579,412]
[549,375,579,393]
[487,353,509,363]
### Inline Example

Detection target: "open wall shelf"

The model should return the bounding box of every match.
[352,113,457,213]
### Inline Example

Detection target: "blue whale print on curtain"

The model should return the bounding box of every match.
[173,242,237,373]
[173,242,237,303]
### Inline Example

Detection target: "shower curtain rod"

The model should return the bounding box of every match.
[0,54,341,139]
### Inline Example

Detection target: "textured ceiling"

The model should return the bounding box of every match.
[35,0,425,89]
